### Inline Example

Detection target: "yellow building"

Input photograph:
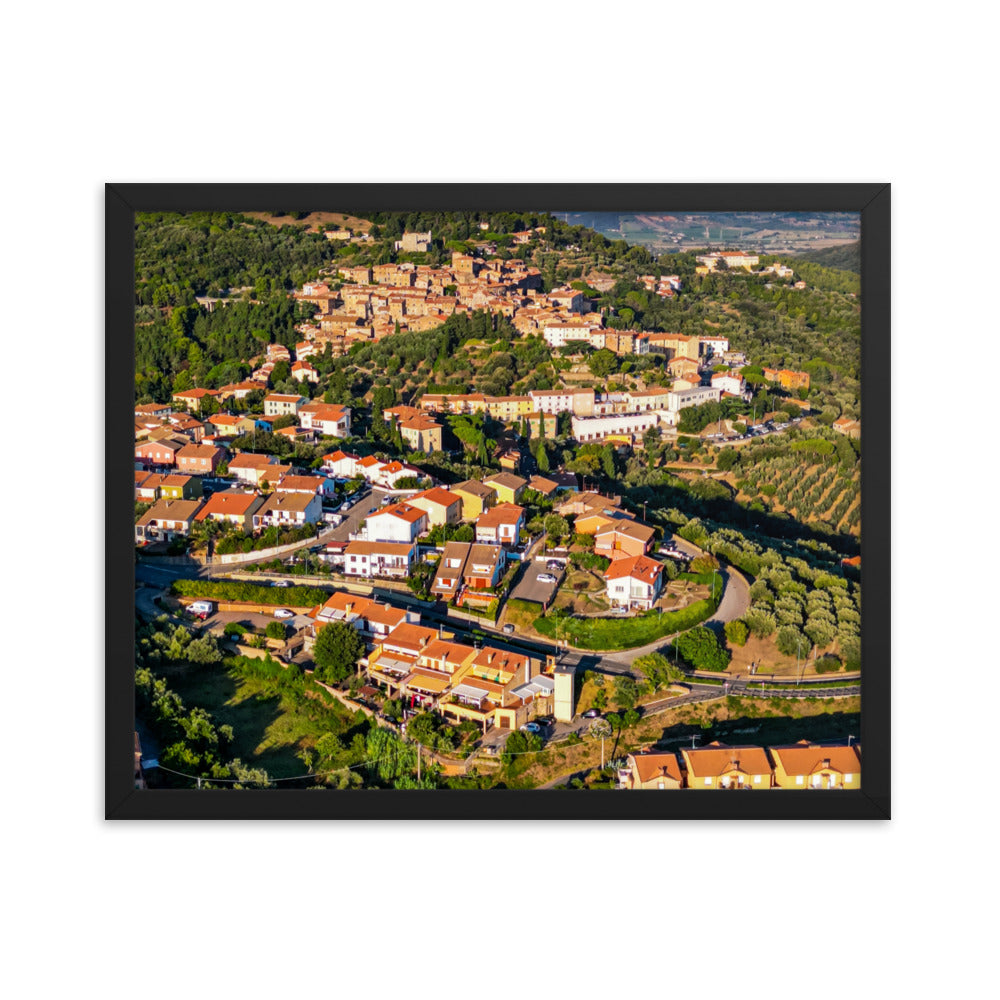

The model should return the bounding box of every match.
[624,752,683,790]
[452,480,497,520]
[484,395,533,422]
[436,647,549,733]
[399,415,443,453]
[680,742,773,789]
[553,664,575,723]
[407,487,463,527]
[482,472,527,505]
[768,742,861,790]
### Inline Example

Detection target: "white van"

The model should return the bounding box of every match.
[189,601,214,619]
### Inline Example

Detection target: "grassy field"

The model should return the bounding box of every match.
[154,658,354,780]
[533,597,716,651]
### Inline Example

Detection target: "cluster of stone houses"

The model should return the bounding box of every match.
[292,250,710,363]
[621,741,861,790]
[306,589,576,730]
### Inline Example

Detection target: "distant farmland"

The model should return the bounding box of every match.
[560,210,860,255]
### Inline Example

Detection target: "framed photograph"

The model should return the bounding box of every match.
[107,183,889,820]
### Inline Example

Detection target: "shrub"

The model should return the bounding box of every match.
[814,655,842,674]
[724,619,749,647]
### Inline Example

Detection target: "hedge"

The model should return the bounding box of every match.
[171,579,329,607]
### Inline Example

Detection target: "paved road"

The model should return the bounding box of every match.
[707,565,751,626]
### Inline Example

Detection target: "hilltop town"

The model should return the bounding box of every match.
[133,212,862,791]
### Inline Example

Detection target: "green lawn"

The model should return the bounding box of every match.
[155,658,355,779]
[533,598,717,651]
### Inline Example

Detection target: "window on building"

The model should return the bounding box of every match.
[703,777,712,786]
[796,775,804,785]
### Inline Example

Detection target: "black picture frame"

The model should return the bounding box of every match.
[107,182,889,820]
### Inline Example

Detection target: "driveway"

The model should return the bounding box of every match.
[706,565,750,626]
[326,487,390,542]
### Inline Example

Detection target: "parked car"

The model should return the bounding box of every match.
[339,501,352,512]
[537,573,557,584]
[274,608,294,619]
[583,708,602,719]
[520,722,542,734]
[502,623,515,634]
[535,715,554,727]
[272,580,290,587]
[546,560,563,571]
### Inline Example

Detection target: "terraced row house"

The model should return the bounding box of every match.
[622,741,862,790]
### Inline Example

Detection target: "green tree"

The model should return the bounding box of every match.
[776,625,806,658]
[612,675,639,711]
[675,626,731,672]
[543,513,570,545]
[313,621,365,684]
[633,652,684,690]
[587,349,617,378]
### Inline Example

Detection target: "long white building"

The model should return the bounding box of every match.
[666,386,723,411]
[571,412,662,443]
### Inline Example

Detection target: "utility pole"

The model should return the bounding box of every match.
[416,741,422,783]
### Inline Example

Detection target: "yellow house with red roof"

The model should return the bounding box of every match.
[680,742,773,789]
[768,741,861,789]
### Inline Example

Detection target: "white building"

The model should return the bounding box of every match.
[542,320,602,348]
[322,450,361,479]
[529,388,595,416]
[363,503,428,544]
[251,492,322,529]
[698,336,730,357]
[263,393,306,417]
[604,555,664,611]
[666,386,723,412]
[710,372,746,396]
[571,412,662,443]
[343,541,416,579]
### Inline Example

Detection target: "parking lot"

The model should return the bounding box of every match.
[509,558,566,607]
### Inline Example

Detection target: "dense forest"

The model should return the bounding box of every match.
[134,212,336,304]
[792,240,860,273]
